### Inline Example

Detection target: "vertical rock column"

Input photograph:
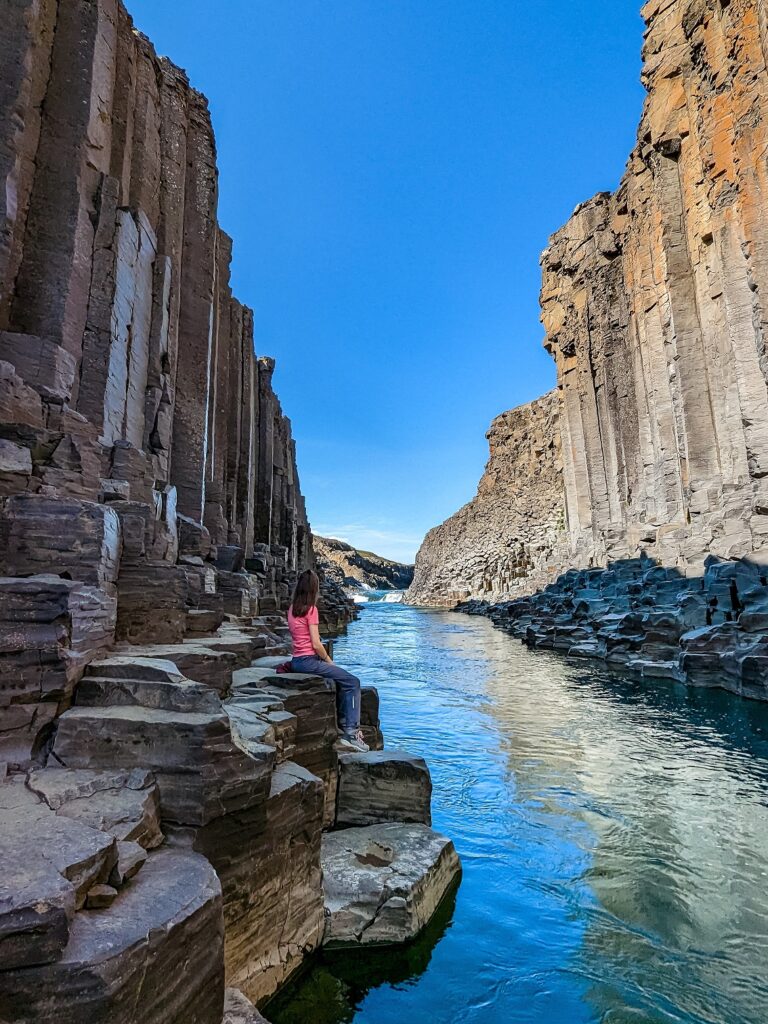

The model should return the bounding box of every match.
[170,89,218,524]
[0,0,58,330]
[541,0,768,570]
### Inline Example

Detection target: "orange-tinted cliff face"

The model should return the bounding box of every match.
[542,0,768,569]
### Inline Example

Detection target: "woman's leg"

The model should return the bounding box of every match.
[290,657,362,731]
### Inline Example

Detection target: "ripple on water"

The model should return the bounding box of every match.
[267,603,768,1024]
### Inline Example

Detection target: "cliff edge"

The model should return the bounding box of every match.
[543,0,768,569]
[0,3,459,1021]
[407,392,567,606]
[315,536,414,593]
[413,0,768,609]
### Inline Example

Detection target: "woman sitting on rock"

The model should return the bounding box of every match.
[288,569,369,752]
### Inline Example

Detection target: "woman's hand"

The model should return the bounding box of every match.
[310,623,333,663]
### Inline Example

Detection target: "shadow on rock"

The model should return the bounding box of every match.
[265,879,459,1024]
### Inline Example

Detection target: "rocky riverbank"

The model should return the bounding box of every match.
[412,0,768,706]
[0,2,457,1020]
[316,536,414,594]
[458,554,768,702]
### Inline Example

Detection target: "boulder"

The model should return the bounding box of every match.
[86,883,118,909]
[321,822,460,947]
[336,750,432,827]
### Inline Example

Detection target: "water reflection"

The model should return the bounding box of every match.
[266,882,459,1024]
[269,604,768,1024]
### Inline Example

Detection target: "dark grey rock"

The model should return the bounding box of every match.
[336,750,432,827]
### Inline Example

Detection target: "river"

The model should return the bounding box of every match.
[267,600,768,1024]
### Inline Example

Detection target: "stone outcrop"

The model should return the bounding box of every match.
[0,2,451,1021]
[336,751,432,828]
[0,9,454,1015]
[315,535,414,593]
[0,0,330,766]
[321,823,461,947]
[408,392,567,606]
[459,554,768,700]
[411,0,768,706]
[542,0,768,571]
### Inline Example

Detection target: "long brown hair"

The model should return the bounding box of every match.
[291,569,319,618]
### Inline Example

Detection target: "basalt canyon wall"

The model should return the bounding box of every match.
[408,393,567,606]
[414,0,768,702]
[544,0,768,570]
[0,3,466,1022]
[412,0,768,606]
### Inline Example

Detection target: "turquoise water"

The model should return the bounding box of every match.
[268,601,768,1024]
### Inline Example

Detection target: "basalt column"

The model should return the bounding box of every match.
[541,0,768,570]
[171,88,218,525]
[408,393,567,606]
[0,0,316,822]
[0,1,334,1019]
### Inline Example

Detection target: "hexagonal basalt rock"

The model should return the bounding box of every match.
[321,822,461,947]
[0,848,224,1024]
[336,750,432,828]
[52,706,272,826]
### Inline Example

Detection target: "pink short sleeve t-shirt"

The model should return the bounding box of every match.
[287,604,319,658]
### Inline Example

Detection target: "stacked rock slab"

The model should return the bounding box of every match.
[459,554,768,701]
[321,749,460,947]
[408,392,568,606]
[0,1,369,1021]
[0,0,330,768]
[542,0,768,570]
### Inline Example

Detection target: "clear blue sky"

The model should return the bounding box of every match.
[129,0,645,563]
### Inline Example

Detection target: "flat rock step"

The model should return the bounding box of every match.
[321,822,461,947]
[113,643,239,694]
[27,767,163,849]
[0,777,118,969]
[53,706,273,826]
[78,675,221,714]
[223,989,271,1024]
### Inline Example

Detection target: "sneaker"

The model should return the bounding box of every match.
[340,730,369,753]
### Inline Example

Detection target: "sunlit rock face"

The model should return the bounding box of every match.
[543,0,768,570]
[0,1,352,1018]
[413,0,768,610]
[314,536,414,593]
[408,392,568,607]
[0,0,321,763]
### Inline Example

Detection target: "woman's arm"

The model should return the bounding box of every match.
[309,623,332,663]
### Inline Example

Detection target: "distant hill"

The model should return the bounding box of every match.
[314,536,414,592]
